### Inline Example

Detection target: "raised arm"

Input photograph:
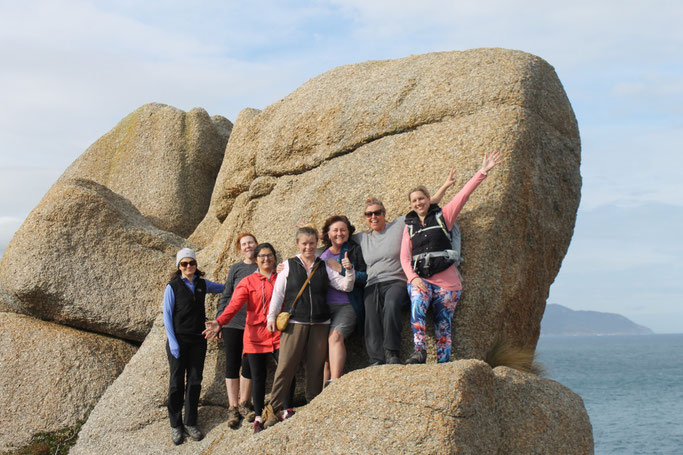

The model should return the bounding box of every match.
[430,167,456,205]
[441,150,502,227]
[479,149,502,175]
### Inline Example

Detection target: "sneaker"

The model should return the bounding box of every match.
[253,419,264,434]
[282,408,295,420]
[184,425,203,441]
[405,348,427,365]
[238,401,257,422]
[368,360,385,367]
[385,349,401,364]
[262,404,281,429]
[171,426,184,445]
[323,379,334,388]
[227,406,241,429]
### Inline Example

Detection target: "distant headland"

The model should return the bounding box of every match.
[541,303,653,336]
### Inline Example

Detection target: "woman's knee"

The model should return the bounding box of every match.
[329,330,344,344]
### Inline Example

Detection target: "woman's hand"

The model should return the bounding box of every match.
[203,320,220,339]
[411,277,428,293]
[266,320,276,333]
[443,167,457,188]
[431,167,457,205]
[276,262,285,274]
[480,150,502,174]
[326,257,342,274]
[340,252,353,270]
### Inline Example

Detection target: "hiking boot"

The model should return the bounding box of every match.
[253,419,264,434]
[238,401,256,422]
[368,360,385,367]
[385,349,401,364]
[262,404,281,429]
[227,406,241,429]
[184,425,203,441]
[405,348,427,365]
[283,408,295,420]
[171,426,184,445]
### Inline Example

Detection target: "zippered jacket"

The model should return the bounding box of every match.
[216,271,280,354]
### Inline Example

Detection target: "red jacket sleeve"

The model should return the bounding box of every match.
[217,278,250,327]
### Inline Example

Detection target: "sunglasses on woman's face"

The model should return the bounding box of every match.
[179,261,197,268]
[364,209,384,218]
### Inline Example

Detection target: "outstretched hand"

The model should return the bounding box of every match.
[481,150,502,173]
[203,320,221,340]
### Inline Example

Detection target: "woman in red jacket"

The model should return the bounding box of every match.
[203,243,291,433]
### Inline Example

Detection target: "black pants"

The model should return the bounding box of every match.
[166,339,206,428]
[247,350,295,415]
[221,327,252,379]
[364,280,409,363]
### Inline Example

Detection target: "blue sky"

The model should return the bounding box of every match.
[1,1,681,332]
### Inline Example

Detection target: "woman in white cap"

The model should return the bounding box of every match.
[162,247,225,445]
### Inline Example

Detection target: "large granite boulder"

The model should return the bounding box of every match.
[221,361,593,454]
[0,312,136,451]
[71,316,233,455]
[61,103,231,238]
[4,48,584,451]
[72,359,592,454]
[193,48,581,359]
[0,178,191,341]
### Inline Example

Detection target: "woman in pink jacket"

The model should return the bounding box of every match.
[400,151,501,364]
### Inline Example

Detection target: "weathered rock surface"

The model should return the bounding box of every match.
[73,358,592,454]
[0,284,13,312]
[220,361,593,454]
[0,178,191,341]
[493,366,594,454]
[194,48,581,359]
[0,312,136,451]
[61,103,231,238]
[71,316,234,455]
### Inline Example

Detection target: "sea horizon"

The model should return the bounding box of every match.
[537,333,683,454]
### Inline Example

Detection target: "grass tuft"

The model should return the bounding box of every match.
[484,337,546,376]
[1,417,86,455]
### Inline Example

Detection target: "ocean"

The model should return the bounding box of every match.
[536,334,683,455]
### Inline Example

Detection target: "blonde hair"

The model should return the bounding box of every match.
[408,186,430,201]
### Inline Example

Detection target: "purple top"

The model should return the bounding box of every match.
[320,248,351,305]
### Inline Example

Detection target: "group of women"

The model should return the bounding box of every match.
[162,151,501,444]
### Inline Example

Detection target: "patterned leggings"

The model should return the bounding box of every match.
[407,281,461,363]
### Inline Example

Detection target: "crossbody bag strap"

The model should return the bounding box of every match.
[288,260,322,315]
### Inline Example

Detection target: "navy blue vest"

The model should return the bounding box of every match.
[169,275,207,342]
